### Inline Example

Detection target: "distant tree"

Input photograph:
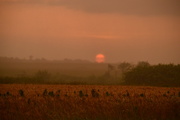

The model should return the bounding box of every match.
[118,62,133,73]
[137,61,150,68]
[108,64,115,72]
[107,64,118,79]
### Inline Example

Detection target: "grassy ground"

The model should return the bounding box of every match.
[0,84,180,120]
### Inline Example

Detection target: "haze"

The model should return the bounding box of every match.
[0,0,180,64]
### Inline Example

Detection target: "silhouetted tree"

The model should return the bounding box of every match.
[137,61,150,68]
[118,62,133,73]
[108,64,115,72]
[123,64,180,87]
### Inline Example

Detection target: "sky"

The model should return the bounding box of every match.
[0,0,180,64]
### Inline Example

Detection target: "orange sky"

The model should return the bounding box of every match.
[0,0,180,64]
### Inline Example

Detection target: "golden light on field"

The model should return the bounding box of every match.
[96,54,105,63]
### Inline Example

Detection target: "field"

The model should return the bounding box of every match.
[0,84,180,120]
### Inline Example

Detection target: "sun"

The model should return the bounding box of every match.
[95,54,105,63]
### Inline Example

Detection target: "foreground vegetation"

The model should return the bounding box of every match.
[0,84,179,120]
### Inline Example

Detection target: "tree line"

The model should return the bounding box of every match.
[0,56,180,87]
[121,62,180,87]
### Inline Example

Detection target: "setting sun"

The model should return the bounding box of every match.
[96,54,105,63]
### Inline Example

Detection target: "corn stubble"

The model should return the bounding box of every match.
[0,84,180,120]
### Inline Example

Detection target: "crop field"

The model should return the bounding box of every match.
[0,84,180,120]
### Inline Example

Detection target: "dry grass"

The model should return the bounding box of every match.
[0,84,180,120]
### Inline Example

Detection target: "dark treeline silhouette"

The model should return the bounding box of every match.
[0,56,91,63]
[123,62,180,87]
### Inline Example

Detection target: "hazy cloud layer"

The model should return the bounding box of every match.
[1,0,180,16]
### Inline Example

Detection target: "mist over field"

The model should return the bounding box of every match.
[0,56,179,87]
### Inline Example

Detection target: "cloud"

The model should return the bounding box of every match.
[1,0,180,16]
[58,0,180,16]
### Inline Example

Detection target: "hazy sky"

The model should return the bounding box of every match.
[0,0,180,64]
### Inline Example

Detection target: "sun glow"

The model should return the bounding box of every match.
[95,54,105,63]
